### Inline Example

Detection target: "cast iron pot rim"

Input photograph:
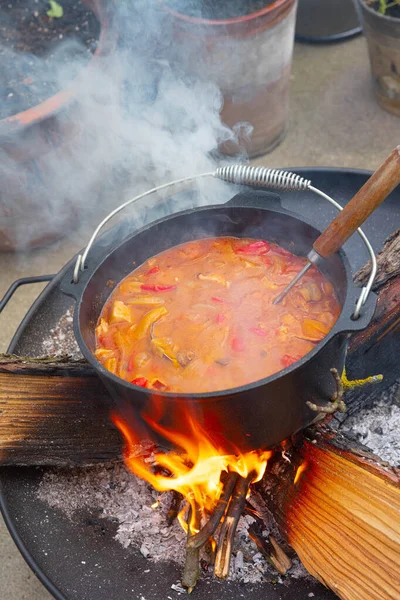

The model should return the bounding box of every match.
[359,0,400,24]
[74,201,361,402]
[159,0,293,27]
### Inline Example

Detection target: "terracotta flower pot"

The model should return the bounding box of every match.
[0,0,118,252]
[160,0,298,158]
[357,0,400,117]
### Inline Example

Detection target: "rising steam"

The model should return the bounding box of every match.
[0,0,248,249]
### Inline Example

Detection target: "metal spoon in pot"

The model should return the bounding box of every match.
[274,146,400,306]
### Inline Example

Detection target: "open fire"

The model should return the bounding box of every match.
[1,173,399,599]
[112,401,274,590]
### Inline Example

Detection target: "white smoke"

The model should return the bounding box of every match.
[0,0,248,249]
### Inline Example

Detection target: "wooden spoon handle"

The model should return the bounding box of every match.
[313,146,400,259]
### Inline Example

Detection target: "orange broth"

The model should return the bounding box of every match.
[95,237,341,393]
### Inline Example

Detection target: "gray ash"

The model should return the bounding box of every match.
[340,380,400,467]
[37,461,309,584]
[41,307,82,359]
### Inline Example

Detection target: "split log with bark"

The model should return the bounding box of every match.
[255,427,400,600]
[0,355,120,466]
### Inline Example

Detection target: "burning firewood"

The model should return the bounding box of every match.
[214,473,254,579]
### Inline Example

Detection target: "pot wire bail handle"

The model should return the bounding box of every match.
[73,165,376,319]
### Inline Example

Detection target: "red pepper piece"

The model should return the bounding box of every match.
[249,327,267,337]
[146,265,160,276]
[216,313,225,324]
[152,379,167,391]
[141,284,176,292]
[131,377,150,388]
[281,355,301,369]
[211,296,224,303]
[127,354,135,372]
[236,240,271,256]
[232,337,245,352]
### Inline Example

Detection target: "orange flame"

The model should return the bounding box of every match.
[112,408,273,535]
[294,460,308,485]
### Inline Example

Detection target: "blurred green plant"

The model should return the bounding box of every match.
[367,0,400,15]
[47,0,64,18]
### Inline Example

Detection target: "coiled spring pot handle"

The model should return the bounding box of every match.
[73,165,377,320]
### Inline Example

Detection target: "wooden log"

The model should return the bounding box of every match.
[346,228,400,390]
[354,228,400,289]
[255,427,400,600]
[0,356,120,466]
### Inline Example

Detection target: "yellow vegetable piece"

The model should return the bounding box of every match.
[299,283,322,302]
[126,296,165,306]
[261,276,280,291]
[298,286,311,302]
[104,357,117,374]
[114,329,134,354]
[280,313,297,326]
[276,324,290,342]
[151,337,180,368]
[96,318,109,338]
[301,318,330,342]
[198,273,227,286]
[133,306,168,340]
[110,300,132,324]
[119,279,143,295]
[95,348,115,360]
[323,280,334,296]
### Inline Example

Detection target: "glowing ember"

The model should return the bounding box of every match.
[112,410,272,535]
[294,461,308,485]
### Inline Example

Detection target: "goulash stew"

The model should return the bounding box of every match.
[95,237,341,393]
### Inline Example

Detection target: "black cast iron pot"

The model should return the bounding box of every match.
[61,190,377,454]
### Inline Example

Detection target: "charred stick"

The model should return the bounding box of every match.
[187,472,238,550]
[182,503,201,594]
[167,491,184,526]
[245,504,291,575]
[182,473,239,591]
[268,535,292,575]
[248,528,291,575]
[214,473,254,579]
[247,512,274,563]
